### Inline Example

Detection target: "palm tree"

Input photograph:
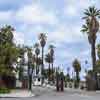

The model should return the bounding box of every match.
[73,59,81,88]
[38,33,47,76]
[18,46,26,81]
[45,53,52,82]
[27,47,33,90]
[34,43,40,75]
[81,6,100,70]
[49,44,55,81]
[36,57,42,75]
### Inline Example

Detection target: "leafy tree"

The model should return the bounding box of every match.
[0,25,14,44]
[0,25,18,76]
[0,25,19,88]
[81,6,100,70]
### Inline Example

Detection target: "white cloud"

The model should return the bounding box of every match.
[15,3,58,25]
[0,0,95,76]
[64,5,78,16]
[47,24,85,45]
[63,0,97,17]
[13,31,25,45]
[0,11,13,22]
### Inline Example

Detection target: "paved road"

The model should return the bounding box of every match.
[1,87,100,100]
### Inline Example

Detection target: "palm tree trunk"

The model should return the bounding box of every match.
[36,56,38,75]
[48,63,50,82]
[41,47,44,75]
[41,47,44,84]
[76,72,79,82]
[91,40,96,70]
[76,71,79,88]
[91,39,97,90]
[52,63,53,82]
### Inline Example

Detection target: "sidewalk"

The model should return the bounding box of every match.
[64,88,100,95]
[0,89,35,98]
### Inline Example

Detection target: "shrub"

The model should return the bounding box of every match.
[0,87,10,94]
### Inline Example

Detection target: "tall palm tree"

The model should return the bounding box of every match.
[27,47,33,90]
[27,47,33,73]
[45,53,52,82]
[49,44,55,81]
[73,59,81,88]
[18,46,26,81]
[31,54,35,75]
[34,43,40,75]
[81,6,100,70]
[38,33,47,76]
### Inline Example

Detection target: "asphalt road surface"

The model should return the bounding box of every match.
[1,87,100,100]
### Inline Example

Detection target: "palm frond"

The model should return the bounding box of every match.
[84,11,91,16]
[34,43,39,48]
[39,33,47,40]
[95,9,100,16]
[49,44,55,49]
[81,24,88,33]
[84,6,100,17]
[89,6,93,14]
[82,16,88,19]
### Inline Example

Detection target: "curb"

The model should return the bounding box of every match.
[0,93,35,98]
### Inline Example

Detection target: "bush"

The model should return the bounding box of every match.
[0,87,10,94]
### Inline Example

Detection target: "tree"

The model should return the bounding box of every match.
[45,53,52,82]
[49,44,55,81]
[66,67,70,82]
[0,25,18,75]
[81,6,100,70]
[0,25,14,44]
[73,59,81,88]
[27,47,33,90]
[34,43,40,75]
[0,25,18,88]
[38,33,47,76]
[17,46,26,81]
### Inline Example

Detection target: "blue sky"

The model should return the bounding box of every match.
[0,0,100,80]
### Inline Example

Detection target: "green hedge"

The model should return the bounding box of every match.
[0,87,10,94]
